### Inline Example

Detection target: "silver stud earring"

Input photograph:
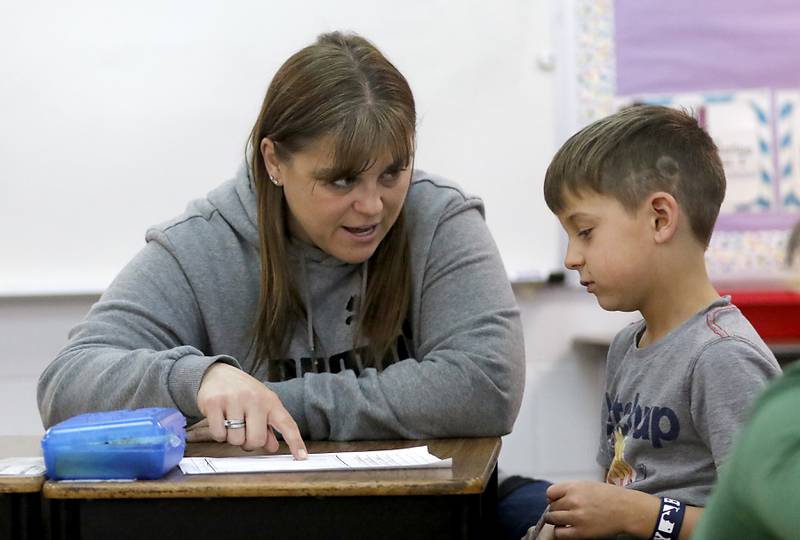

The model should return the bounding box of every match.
[269,174,281,187]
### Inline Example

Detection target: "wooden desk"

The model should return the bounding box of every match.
[0,436,44,540]
[43,437,500,540]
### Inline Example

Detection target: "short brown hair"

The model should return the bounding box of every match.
[543,105,725,246]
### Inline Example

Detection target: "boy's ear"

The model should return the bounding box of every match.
[647,192,679,244]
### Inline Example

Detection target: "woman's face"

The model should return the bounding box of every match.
[261,137,412,264]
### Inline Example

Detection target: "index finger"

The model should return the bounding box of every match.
[268,407,308,460]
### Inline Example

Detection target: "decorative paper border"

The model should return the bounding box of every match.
[575,0,616,126]
[776,90,800,210]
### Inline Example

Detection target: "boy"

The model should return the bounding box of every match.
[541,105,780,539]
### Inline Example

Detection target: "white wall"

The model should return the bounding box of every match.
[0,288,637,482]
[0,295,99,435]
[0,0,562,294]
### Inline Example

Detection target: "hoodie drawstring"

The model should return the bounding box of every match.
[299,256,370,375]
[300,255,316,362]
[359,260,368,320]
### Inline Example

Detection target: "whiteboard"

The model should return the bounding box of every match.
[0,0,561,295]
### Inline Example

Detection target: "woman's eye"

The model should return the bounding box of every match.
[380,167,409,185]
[331,177,356,189]
[379,171,399,184]
[578,228,593,239]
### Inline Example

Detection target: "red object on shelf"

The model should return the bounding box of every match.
[718,289,800,341]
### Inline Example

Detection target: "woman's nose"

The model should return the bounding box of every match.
[353,181,383,216]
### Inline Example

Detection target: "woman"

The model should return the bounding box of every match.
[37,32,524,458]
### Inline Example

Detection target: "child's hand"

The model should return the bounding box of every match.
[537,523,556,540]
[544,481,635,538]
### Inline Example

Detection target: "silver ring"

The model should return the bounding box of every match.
[224,419,246,429]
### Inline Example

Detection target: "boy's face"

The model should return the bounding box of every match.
[557,190,654,312]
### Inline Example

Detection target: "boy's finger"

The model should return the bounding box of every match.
[544,510,571,527]
[552,525,579,540]
[546,482,570,501]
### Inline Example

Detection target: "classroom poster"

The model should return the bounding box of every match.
[776,90,800,210]
[575,0,615,127]
[706,93,773,213]
[570,1,800,285]
[613,90,776,215]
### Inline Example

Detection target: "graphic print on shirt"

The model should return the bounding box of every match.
[606,428,638,486]
[345,295,356,326]
[604,392,681,487]
[268,315,413,381]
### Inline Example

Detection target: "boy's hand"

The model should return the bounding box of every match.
[544,481,637,538]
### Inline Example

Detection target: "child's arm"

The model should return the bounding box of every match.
[545,481,702,539]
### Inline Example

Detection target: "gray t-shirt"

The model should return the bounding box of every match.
[596,297,780,506]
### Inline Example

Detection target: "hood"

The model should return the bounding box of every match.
[207,158,355,269]
[205,159,262,248]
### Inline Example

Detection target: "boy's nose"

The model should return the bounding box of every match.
[564,245,584,270]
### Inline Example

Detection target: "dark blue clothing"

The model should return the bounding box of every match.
[497,478,551,540]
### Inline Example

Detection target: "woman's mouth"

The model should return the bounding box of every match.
[342,224,378,240]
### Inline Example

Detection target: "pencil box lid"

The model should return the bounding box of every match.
[41,407,186,480]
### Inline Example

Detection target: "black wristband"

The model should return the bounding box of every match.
[650,497,685,540]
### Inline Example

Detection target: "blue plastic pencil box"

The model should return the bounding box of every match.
[41,407,186,480]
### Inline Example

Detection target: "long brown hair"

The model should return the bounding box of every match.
[248,32,416,377]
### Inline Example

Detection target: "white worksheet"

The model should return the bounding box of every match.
[0,457,46,476]
[179,446,452,475]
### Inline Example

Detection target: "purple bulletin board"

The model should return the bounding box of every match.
[614,0,800,96]
[608,0,800,282]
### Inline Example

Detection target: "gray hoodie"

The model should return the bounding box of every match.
[37,165,525,440]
